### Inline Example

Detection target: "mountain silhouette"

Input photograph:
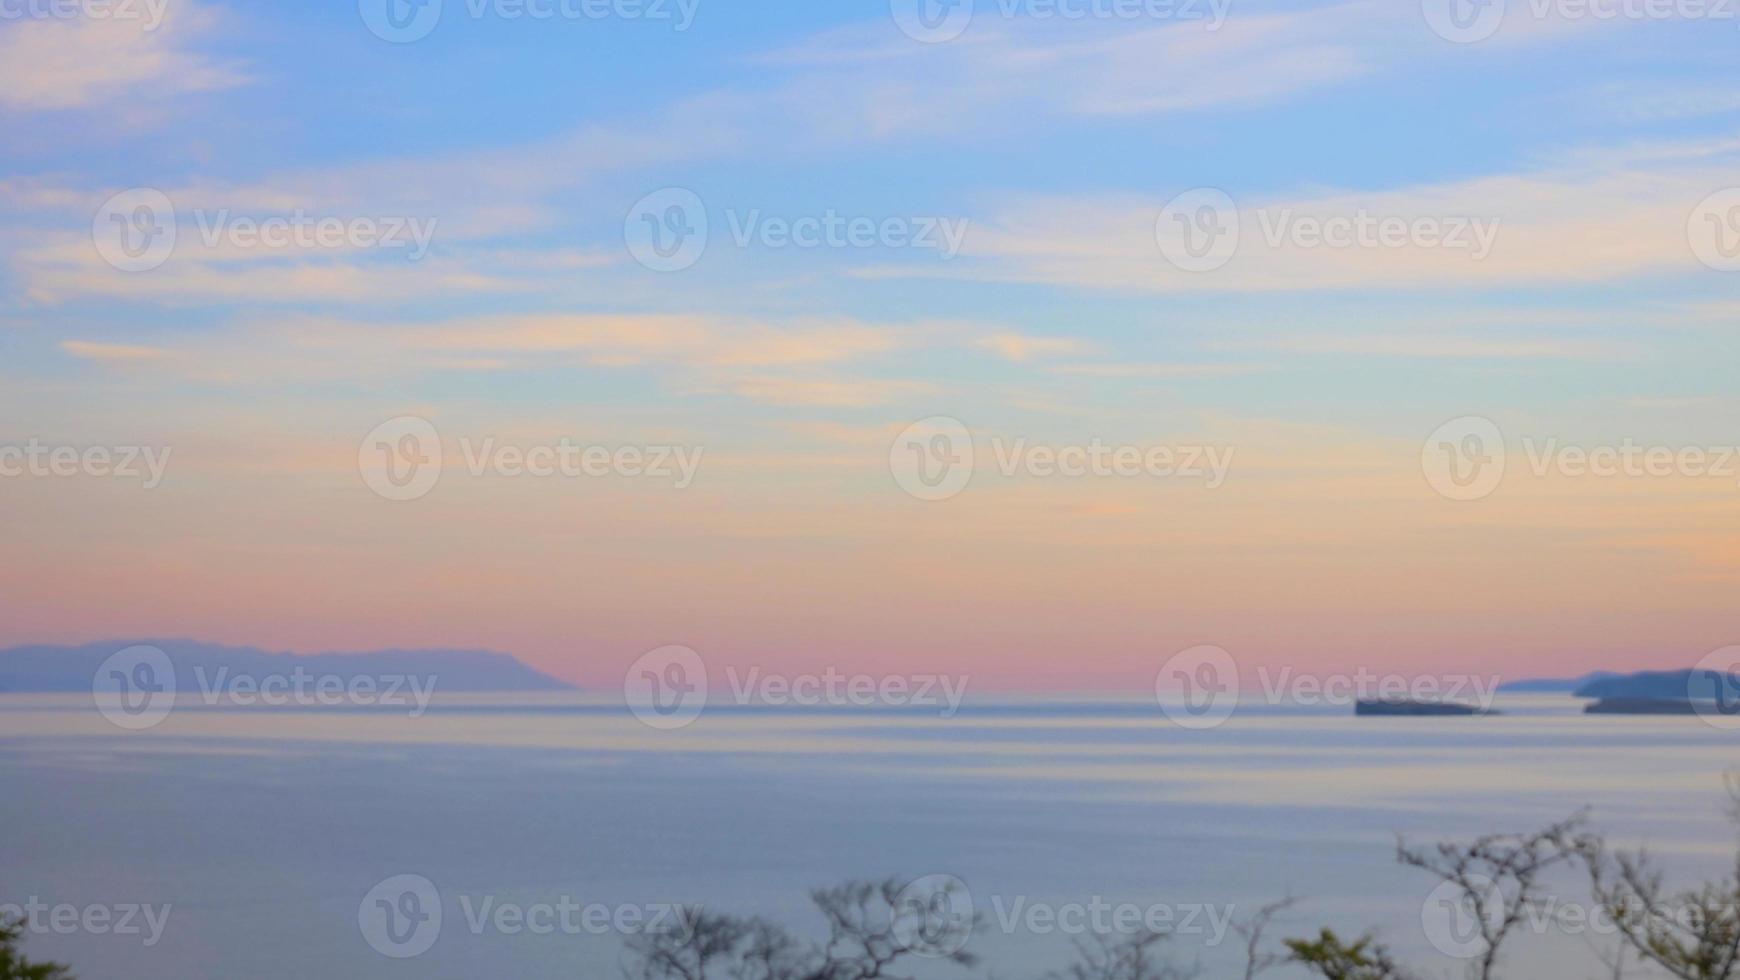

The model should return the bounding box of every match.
[0,639,573,692]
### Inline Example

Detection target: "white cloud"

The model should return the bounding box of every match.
[1203,333,1633,359]
[928,137,1740,293]
[0,1,247,112]
[976,333,1092,361]
[60,339,168,360]
[52,313,1072,406]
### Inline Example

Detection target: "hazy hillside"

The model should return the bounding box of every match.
[1574,669,1725,701]
[1498,672,1620,693]
[0,639,573,692]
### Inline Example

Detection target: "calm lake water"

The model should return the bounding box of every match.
[1,693,1731,979]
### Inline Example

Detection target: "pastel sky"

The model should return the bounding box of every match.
[2,0,1738,689]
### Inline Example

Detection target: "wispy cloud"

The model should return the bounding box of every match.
[0,1,248,112]
[702,375,932,407]
[52,313,1076,406]
[1204,334,1634,359]
[926,137,1740,293]
[976,333,1092,362]
[1051,362,1277,377]
[753,4,1376,138]
[59,340,168,361]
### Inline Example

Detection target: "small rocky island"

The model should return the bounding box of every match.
[1355,699,1488,717]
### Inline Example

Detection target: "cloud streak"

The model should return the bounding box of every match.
[0,0,247,112]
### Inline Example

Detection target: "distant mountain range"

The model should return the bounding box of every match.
[1502,668,1735,705]
[0,639,573,692]
[1572,669,1729,701]
[1497,672,1622,693]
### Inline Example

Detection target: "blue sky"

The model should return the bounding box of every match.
[1,0,1738,684]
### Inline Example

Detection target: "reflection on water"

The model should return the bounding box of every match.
[1,694,1731,979]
